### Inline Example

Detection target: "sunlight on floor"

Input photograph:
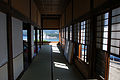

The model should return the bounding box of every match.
[54,62,69,70]
[52,45,60,53]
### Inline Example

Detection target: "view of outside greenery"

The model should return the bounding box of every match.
[43,30,59,41]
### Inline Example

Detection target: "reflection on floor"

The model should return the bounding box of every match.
[52,44,84,80]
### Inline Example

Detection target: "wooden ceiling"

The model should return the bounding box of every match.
[34,0,70,15]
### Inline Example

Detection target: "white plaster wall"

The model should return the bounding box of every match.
[0,12,8,66]
[12,17,23,58]
[0,64,8,80]
[13,53,23,80]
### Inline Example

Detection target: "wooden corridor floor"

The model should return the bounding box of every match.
[20,45,84,80]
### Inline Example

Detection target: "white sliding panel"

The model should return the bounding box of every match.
[0,64,8,80]
[12,17,23,58]
[12,17,23,80]
[13,53,23,80]
[0,12,8,66]
[0,12,8,80]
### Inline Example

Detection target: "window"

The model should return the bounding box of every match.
[78,23,80,43]
[74,24,78,42]
[37,30,39,42]
[96,13,109,51]
[43,30,59,42]
[78,20,90,63]
[111,7,120,56]
[70,25,72,41]
[109,7,120,80]
[64,28,66,39]
[62,28,64,38]
[23,30,27,42]
[66,27,68,40]
[95,13,109,80]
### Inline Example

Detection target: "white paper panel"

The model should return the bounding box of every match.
[13,53,23,80]
[64,41,69,59]
[31,25,34,58]
[12,17,23,58]
[31,25,34,46]
[0,12,8,66]
[68,41,74,64]
[0,64,8,80]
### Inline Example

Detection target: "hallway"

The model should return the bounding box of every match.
[20,45,84,80]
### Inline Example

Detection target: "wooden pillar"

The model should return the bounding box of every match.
[41,17,43,45]
[72,0,74,42]
[27,0,32,64]
[35,27,38,54]
[27,23,32,64]
[39,29,41,48]
[89,0,97,78]
[7,0,14,80]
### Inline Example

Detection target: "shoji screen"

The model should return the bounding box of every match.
[70,25,72,41]
[66,27,68,40]
[12,17,23,80]
[74,24,78,42]
[0,12,8,80]
[79,20,90,63]
[109,7,120,80]
[111,7,120,56]
[31,25,34,58]
[95,13,109,79]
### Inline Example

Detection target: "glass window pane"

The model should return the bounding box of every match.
[103,32,108,38]
[112,15,120,24]
[112,7,120,16]
[103,44,107,51]
[111,47,119,55]
[70,25,72,40]
[111,40,120,47]
[104,19,108,25]
[103,38,108,44]
[112,24,120,31]
[111,32,120,39]
[104,13,109,19]
[23,30,27,42]
[104,26,108,31]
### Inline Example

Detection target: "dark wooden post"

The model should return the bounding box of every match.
[39,29,41,48]
[7,0,14,80]
[89,0,97,78]
[27,23,32,64]
[41,17,43,45]
[27,0,32,64]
